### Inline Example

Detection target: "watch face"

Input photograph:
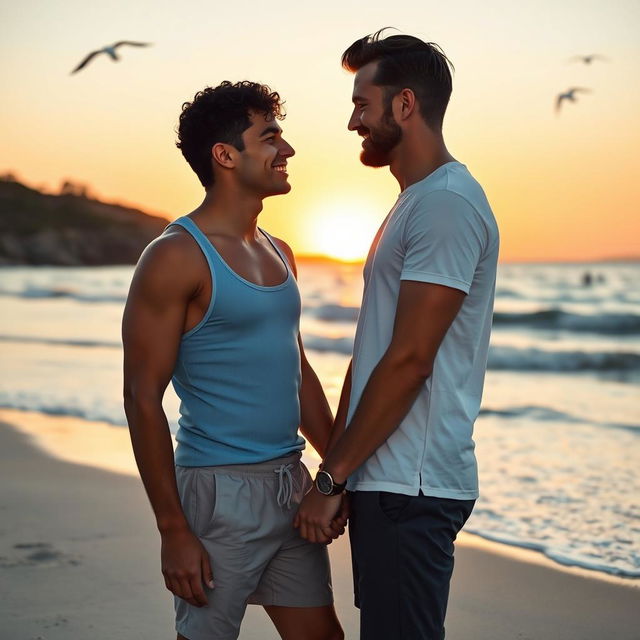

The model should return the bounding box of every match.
[316,471,333,495]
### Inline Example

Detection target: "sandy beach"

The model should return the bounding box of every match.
[1,411,638,640]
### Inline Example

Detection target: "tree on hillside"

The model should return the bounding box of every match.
[60,179,92,198]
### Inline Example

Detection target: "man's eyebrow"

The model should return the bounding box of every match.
[352,94,367,104]
[259,126,281,137]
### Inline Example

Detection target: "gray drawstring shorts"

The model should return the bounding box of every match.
[174,451,333,640]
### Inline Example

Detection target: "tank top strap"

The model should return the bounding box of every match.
[259,228,294,275]
[167,216,226,271]
[168,218,292,287]
[166,216,221,338]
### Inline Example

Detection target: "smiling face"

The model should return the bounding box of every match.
[347,61,402,168]
[233,110,295,198]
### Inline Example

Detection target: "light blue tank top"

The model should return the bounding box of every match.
[168,216,304,466]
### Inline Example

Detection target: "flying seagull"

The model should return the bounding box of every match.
[71,41,152,74]
[568,54,609,65]
[556,87,591,113]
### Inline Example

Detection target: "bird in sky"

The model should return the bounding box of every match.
[568,54,609,65]
[556,88,591,113]
[71,41,152,74]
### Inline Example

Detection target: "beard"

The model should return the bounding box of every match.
[359,106,402,167]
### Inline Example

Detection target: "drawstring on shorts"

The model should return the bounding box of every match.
[274,463,294,509]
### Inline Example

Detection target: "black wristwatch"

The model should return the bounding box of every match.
[315,469,347,496]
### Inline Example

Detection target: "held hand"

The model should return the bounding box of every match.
[161,527,214,607]
[294,488,343,544]
[326,492,350,539]
[335,492,351,529]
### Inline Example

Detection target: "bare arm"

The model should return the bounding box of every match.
[295,280,465,542]
[325,360,352,457]
[317,359,352,536]
[298,336,334,458]
[122,233,213,607]
[273,237,334,458]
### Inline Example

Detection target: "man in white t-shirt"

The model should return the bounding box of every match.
[295,30,499,639]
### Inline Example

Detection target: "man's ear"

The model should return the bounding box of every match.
[393,88,417,122]
[212,142,236,169]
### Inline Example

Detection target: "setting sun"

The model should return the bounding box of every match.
[305,201,380,262]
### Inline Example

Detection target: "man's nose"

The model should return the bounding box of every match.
[280,139,295,158]
[347,108,360,131]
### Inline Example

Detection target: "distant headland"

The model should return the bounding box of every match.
[0,174,169,266]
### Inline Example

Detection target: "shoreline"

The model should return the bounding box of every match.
[1,407,637,589]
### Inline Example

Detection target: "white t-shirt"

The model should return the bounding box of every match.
[346,161,499,499]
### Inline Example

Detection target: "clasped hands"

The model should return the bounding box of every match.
[294,486,349,544]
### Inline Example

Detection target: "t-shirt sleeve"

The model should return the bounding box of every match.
[400,190,487,294]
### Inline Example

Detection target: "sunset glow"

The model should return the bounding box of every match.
[306,202,381,262]
[1,1,639,262]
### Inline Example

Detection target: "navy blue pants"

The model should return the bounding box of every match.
[349,491,475,640]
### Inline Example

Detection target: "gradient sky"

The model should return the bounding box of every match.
[2,0,639,261]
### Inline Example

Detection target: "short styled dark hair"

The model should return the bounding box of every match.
[176,81,285,188]
[342,29,454,129]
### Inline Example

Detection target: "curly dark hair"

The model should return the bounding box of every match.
[176,81,285,188]
[342,29,454,130]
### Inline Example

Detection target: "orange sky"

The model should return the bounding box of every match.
[1,0,639,262]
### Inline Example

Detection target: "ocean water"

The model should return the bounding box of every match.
[0,261,639,578]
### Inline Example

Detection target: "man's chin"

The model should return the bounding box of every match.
[280,181,292,194]
[264,182,292,198]
[360,150,390,168]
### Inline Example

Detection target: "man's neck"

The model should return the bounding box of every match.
[389,127,456,192]
[190,184,264,241]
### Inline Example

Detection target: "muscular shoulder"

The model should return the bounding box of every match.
[132,225,207,298]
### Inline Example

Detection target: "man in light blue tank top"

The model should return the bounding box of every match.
[123,81,344,640]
